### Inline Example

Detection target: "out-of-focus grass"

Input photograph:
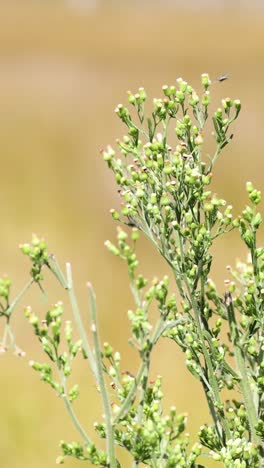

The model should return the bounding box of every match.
[0,2,264,467]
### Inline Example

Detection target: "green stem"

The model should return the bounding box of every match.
[87,283,117,468]
[209,142,223,170]
[48,255,68,289]
[114,266,151,425]
[172,268,190,305]
[113,361,145,423]
[6,278,34,317]
[156,239,189,304]
[7,324,15,347]
[0,278,34,350]
[114,316,183,426]
[177,235,230,442]
[136,357,149,425]
[61,377,91,445]
[226,296,262,453]
[1,323,8,347]
[153,317,186,341]
[187,277,230,440]
[66,263,97,381]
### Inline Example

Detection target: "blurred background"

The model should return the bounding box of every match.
[0,1,264,467]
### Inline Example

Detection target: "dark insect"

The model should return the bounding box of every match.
[217,74,229,82]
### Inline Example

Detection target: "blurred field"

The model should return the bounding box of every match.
[0,2,264,467]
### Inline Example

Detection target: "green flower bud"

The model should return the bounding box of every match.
[201,73,211,90]
[63,364,71,377]
[233,217,240,227]
[242,206,253,222]
[114,351,121,363]
[64,321,72,342]
[135,187,144,198]
[242,229,254,248]
[103,342,113,358]
[160,193,170,206]
[189,93,199,106]
[115,104,130,121]
[202,174,211,185]
[24,306,32,318]
[246,181,253,193]
[186,333,194,343]
[252,212,262,229]
[176,77,188,93]
[163,85,176,98]
[29,313,39,326]
[222,97,232,109]
[215,108,223,119]
[204,202,214,212]
[138,87,147,101]
[68,384,79,402]
[212,453,221,461]
[110,209,120,220]
[234,99,241,113]
[104,241,120,256]
[202,91,210,107]
[20,243,31,255]
[130,228,138,242]
[127,90,136,105]
[136,274,147,290]
[186,84,193,94]
[162,85,170,97]
[249,189,261,205]
[49,302,63,319]
[29,360,43,371]
[176,90,185,104]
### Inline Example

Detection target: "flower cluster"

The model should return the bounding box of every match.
[105,227,181,354]
[102,76,264,464]
[57,441,109,466]
[94,371,202,467]
[20,234,49,284]
[3,75,264,467]
[25,302,82,400]
[104,76,240,280]
[211,437,259,468]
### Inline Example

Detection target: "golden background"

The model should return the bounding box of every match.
[0,2,264,467]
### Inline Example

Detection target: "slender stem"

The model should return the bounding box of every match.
[145,195,230,441]
[226,297,262,454]
[153,317,186,342]
[113,361,145,423]
[136,357,149,425]
[136,317,173,425]
[48,255,68,289]
[0,278,34,350]
[66,263,97,381]
[115,317,184,426]
[114,266,150,426]
[1,323,8,347]
[7,324,15,347]
[209,142,223,170]
[177,234,231,442]
[185,275,230,440]
[172,268,189,305]
[61,377,91,446]
[87,283,117,468]
[6,278,34,317]
[236,349,261,447]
